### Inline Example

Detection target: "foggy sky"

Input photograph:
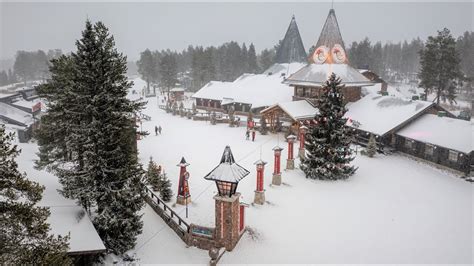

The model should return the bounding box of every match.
[1,1,472,62]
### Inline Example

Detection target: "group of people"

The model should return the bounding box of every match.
[246,119,256,141]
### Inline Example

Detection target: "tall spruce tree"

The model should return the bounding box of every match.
[0,126,70,265]
[419,28,463,104]
[137,49,156,94]
[36,20,145,254]
[300,73,356,180]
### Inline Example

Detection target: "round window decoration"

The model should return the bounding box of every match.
[331,44,346,63]
[312,45,329,64]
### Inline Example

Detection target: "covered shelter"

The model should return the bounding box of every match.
[260,100,318,133]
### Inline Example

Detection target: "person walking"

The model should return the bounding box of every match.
[251,129,256,142]
[155,125,158,136]
[245,130,250,140]
[158,125,162,135]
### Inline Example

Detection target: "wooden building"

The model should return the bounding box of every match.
[344,93,452,150]
[395,114,473,175]
[192,16,308,114]
[260,100,318,134]
[283,9,374,105]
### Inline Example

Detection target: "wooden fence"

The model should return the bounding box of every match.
[142,185,190,241]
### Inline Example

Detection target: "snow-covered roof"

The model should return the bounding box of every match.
[0,102,34,126]
[192,81,233,102]
[314,9,347,61]
[261,100,318,121]
[345,94,434,136]
[11,98,42,110]
[47,206,106,254]
[193,63,306,109]
[275,15,307,63]
[203,146,250,183]
[0,92,19,99]
[284,63,374,87]
[170,88,185,92]
[396,114,473,154]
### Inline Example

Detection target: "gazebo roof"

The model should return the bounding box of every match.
[203,146,250,183]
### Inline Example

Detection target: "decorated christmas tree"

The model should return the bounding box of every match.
[159,172,173,202]
[300,73,356,180]
[0,126,70,265]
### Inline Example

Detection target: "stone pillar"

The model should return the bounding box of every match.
[272,145,284,185]
[214,193,242,251]
[253,160,267,205]
[298,125,308,160]
[286,135,296,170]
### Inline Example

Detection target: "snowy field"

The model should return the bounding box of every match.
[129,96,473,264]
[10,83,472,264]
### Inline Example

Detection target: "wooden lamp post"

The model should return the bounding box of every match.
[272,145,284,185]
[253,159,267,205]
[298,125,308,160]
[176,157,191,205]
[286,135,297,170]
[204,146,250,251]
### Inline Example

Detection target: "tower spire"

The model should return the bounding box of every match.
[275,15,307,64]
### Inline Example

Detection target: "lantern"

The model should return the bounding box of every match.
[204,146,250,197]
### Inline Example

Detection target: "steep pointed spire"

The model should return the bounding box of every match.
[310,9,348,64]
[275,15,307,64]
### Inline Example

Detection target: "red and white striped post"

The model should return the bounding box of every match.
[253,159,267,205]
[272,145,284,185]
[176,157,191,205]
[286,135,296,170]
[299,125,308,160]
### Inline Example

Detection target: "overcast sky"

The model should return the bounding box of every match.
[0,1,472,61]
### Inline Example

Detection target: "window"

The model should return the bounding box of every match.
[404,139,413,149]
[425,144,434,156]
[448,150,458,162]
[296,87,304,97]
[304,88,312,97]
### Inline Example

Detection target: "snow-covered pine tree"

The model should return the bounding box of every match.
[366,134,377,158]
[300,73,356,180]
[73,21,145,254]
[211,111,217,125]
[37,20,146,255]
[0,126,70,265]
[159,172,173,202]
[260,116,268,135]
[36,54,94,211]
[419,28,462,105]
[228,105,235,127]
[179,102,185,117]
[147,157,162,191]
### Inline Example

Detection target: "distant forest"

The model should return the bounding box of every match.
[2,31,473,94]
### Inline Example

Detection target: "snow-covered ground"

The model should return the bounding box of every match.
[10,78,472,264]
[130,96,473,264]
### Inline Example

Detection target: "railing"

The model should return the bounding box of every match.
[142,185,190,241]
